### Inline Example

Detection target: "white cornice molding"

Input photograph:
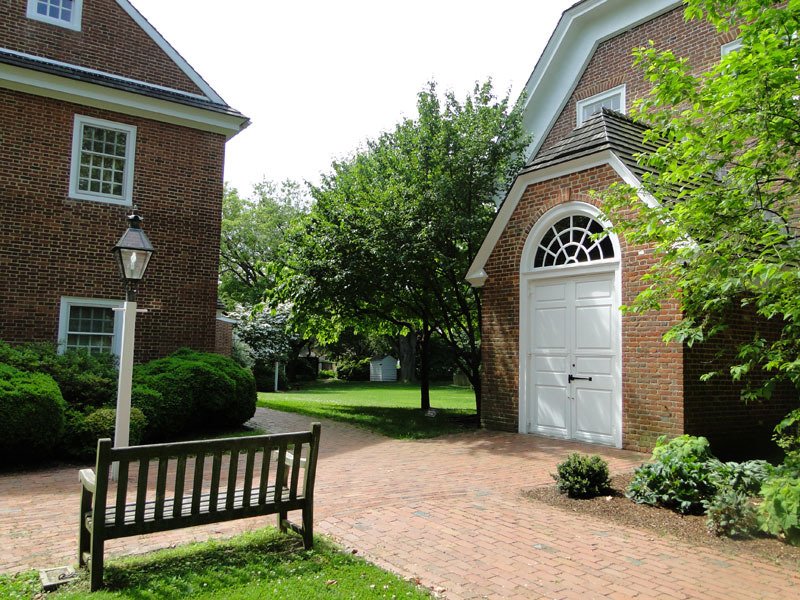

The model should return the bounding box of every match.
[520,0,681,161]
[466,149,651,287]
[116,0,226,104]
[0,62,249,139]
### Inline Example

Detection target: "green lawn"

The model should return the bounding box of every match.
[258,380,477,439]
[0,529,430,599]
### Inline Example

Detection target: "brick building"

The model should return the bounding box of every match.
[467,0,796,453]
[0,0,248,361]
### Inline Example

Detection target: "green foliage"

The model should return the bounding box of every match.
[278,80,530,411]
[708,458,773,495]
[0,364,66,462]
[62,407,148,461]
[134,349,256,440]
[219,180,308,307]
[552,453,611,498]
[318,369,337,380]
[336,357,370,381]
[626,435,717,514]
[600,0,800,398]
[0,341,116,410]
[252,360,287,392]
[758,457,800,546]
[705,486,758,538]
[773,408,800,453]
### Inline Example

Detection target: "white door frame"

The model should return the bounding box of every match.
[518,202,623,448]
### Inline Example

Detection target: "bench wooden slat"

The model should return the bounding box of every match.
[259,444,272,505]
[135,459,149,523]
[173,456,187,518]
[274,446,286,505]
[191,453,205,515]
[242,448,256,508]
[154,456,169,520]
[209,451,222,513]
[289,442,302,500]
[225,450,239,511]
[114,461,129,526]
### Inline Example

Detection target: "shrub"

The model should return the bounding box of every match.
[552,453,611,498]
[135,349,256,439]
[705,486,758,538]
[626,435,717,514]
[318,369,337,380]
[130,384,179,440]
[0,364,67,462]
[708,459,773,496]
[253,359,287,392]
[63,407,148,461]
[337,357,370,381]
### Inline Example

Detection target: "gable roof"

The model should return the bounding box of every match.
[466,109,655,286]
[519,0,680,162]
[0,0,248,138]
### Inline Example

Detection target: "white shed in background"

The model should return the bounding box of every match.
[370,355,397,382]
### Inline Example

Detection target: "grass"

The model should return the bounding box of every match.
[0,528,430,599]
[258,380,477,439]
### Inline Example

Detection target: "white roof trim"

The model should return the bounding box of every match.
[115,0,226,104]
[466,149,652,287]
[0,62,248,139]
[520,0,681,162]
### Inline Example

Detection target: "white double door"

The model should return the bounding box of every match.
[526,271,620,447]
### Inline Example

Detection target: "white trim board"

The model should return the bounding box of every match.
[0,62,248,139]
[114,0,226,104]
[519,0,681,163]
[465,149,651,287]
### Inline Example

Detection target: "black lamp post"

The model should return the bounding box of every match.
[112,214,154,301]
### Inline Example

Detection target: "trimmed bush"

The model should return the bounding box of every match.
[135,349,256,439]
[0,364,67,462]
[63,407,148,461]
[626,435,717,514]
[553,453,611,498]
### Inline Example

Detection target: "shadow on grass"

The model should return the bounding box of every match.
[261,401,478,439]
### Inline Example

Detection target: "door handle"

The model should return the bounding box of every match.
[568,374,592,383]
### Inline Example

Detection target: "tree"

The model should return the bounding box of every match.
[220,179,307,307]
[602,0,800,399]
[278,81,529,413]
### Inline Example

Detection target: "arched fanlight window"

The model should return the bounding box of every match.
[533,214,615,269]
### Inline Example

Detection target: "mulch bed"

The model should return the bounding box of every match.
[523,473,800,568]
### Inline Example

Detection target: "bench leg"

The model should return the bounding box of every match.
[277,509,288,533]
[78,487,92,567]
[301,505,313,549]
[89,533,105,592]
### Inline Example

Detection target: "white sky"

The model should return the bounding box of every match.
[130,0,576,196]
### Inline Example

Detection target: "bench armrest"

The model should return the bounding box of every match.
[79,469,96,493]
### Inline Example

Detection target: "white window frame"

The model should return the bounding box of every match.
[721,39,743,57]
[69,115,137,206]
[58,297,123,356]
[27,0,83,31]
[576,84,626,127]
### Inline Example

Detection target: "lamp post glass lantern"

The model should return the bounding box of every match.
[111,214,154,477]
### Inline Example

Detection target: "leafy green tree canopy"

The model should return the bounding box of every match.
[602,0,800,399]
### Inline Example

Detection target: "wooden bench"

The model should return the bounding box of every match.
[78,423,321,591]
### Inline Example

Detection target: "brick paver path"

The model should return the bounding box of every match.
[2,408,799,599]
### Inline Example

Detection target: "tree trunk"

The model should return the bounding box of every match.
[419,324,431,411]
[397,332,417,383]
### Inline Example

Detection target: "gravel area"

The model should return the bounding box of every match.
[524,473,800,569]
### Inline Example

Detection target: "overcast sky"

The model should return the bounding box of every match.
[130,0,576,196]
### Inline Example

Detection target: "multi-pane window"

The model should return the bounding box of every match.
[59,298,121,355]
[576,85,626,126]
[533,215,615,269]
[69,116,136,205]
[26,0,82,30]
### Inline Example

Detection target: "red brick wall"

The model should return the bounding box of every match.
[541,6,736,151]
[0,0,203,94]
[215,320,234,357]
[480,165,684,452]
[0,87,226,362]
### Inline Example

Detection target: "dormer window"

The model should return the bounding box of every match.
[576,85,626,126]
[27,0,83,31]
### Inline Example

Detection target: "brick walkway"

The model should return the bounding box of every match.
[2,408,799,599]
